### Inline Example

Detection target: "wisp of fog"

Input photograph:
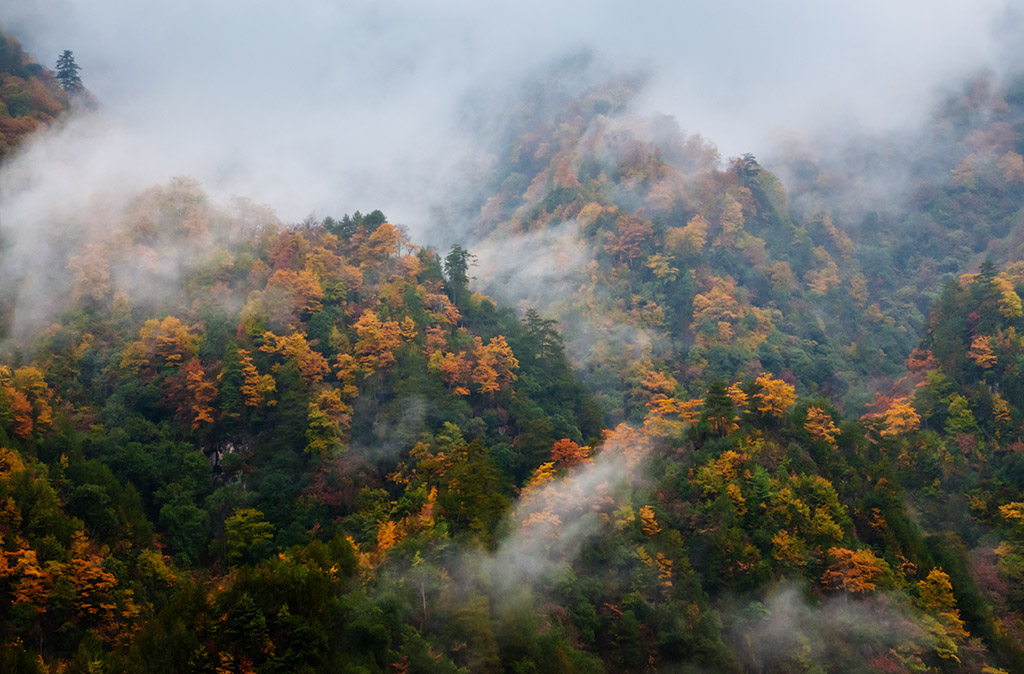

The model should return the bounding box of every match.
[0,0,1016,232]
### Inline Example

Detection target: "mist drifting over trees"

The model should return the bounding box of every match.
[3,3,1024,673]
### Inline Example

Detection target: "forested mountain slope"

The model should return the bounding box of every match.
[457,70,1024,424]
[0,177,608,671]
[0,29,71,159]
[3,30,1024,674]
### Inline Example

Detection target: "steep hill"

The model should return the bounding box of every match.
[457,69,1024,425]
[4,34,1024,674]
[0,29,71,159]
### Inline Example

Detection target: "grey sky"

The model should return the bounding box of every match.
[0,0,1015,228]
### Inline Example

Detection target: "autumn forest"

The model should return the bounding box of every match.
[3,22,1024,674]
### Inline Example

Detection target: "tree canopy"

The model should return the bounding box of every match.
[4,29,1024,674]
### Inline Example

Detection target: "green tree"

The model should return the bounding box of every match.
[225,508,275,565]
[55,50,82,93]
[158,493,210,564]
[444,244,474,307]
[701,381,736,437]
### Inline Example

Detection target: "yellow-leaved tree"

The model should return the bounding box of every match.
[804,406,840,449]
[881,398,920,438]
[752,373,796,419]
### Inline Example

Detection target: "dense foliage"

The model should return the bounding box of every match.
[0,29,70,159]
[460,69,1024,424]
[4,30,1024,674]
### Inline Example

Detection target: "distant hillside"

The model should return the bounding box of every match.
[456,74,912,419]
[456,67,1024,422]
[0,28,71,159]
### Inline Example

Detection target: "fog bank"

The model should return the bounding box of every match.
[1,1,1015,230]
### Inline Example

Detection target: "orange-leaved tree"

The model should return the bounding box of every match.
[881,398,920,438]
[0,366,53,440]
[550,438,591,469]
[353,309,404,374]
[239,349,277,408]
[821,547,888,594]
[968,334,996,369]
[804,406,840,449]
[183,359,218,430]
[260,331,330,384]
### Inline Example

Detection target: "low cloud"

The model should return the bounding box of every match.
[1,0,1017,233]
[472,220,591,310]
[467,424,651,596]
[725,583,928,671]
[1,3,1018,347]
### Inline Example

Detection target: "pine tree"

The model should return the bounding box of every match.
[444,244,474,307]
[55,50,82,93]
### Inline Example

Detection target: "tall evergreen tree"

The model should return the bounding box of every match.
[444,244,474,307]
[55,49,82,93]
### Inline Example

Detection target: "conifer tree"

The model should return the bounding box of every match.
[55,49,82,93]
[444,244,474,307]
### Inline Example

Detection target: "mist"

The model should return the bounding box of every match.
[723,583,928,671]
[5,6,1021,668]
[480,424,648,593]
[1,0,1017,235]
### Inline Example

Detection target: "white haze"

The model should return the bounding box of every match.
[479,455,625,594]
[467,424,650,598]
[724,583,927,670]
[0,0,1016,234]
